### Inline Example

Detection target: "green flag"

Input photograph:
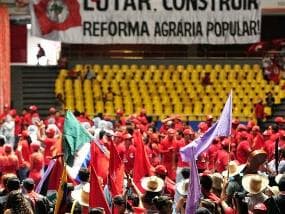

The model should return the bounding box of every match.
[63,111,92,166]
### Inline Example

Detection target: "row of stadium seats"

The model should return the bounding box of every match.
[55,64,285,121]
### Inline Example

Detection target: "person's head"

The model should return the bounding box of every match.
[152,196,173,214]
[181,168,190,179]
[154,165,168,180]
[167,128,176,140]
[6,177,21,192]
[195,207,211,214]
[78,167,90,183]
[1,173,17,189]
[6,190,33,213]
[200,174,213,192]
[113,195,127,214]
[22,178,35,193]
[0,135,6,146]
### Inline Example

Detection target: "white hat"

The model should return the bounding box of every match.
[222,161,245,177]
[71,183,90,207]
[176,179,189,196]
[242,174,269,195]
[141,176,164,192]
[275,173,285,185]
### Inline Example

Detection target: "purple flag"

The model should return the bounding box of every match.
[180,91,232,213]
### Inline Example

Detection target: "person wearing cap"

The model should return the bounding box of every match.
[28,141,44,185]
[154,165,175,198]
[251,125,265,151]
[159,128,179,181]
[41,127,57,168]
[254,98,265,129]
[22,178,50,214]
[216,139,230,173]
[205,115,213,129]
[198,122,209,134]
[16,130,32,181]
[116,133,136,174]
[175,178,189,214]
[242,174,269,212]
[207,137,221,172]
[263,130,275,161]
[236,131,252,164]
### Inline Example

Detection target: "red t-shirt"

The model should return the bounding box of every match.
[216,150,229,173]
[264,139,275,161]
[44,138,56,165]
[236,140,251,164]
[207,143,220,170]
[252,133,265,150]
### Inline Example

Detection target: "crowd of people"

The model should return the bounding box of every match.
[0,103,285,214]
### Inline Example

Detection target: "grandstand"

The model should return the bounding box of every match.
[54,63,285,122]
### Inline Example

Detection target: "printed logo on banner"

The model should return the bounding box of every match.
[33,0,82,35]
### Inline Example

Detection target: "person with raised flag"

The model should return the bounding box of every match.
[180,90,232,214]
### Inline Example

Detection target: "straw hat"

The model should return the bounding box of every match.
[242,174,269,194]
[176,179,189,196]
[141,176,164,192]
[71,183,90,207]
[222,161,245,177]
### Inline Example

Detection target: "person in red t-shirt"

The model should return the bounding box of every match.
[216,139,230,173]
[263,130,275,161]
[159,128,178,180]
[254,99,265,128]
[0,104,10,121]
[41,128,56,168]
[207,137,221,172]
[9,109,22,136]
[29,142,44,185]
[16,130,31,180]
[251,125,265,150]
[236,132,252,164]
[44,107,57,126]
[2,144,19,175]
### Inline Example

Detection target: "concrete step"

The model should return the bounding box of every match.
[23,83,53,88]
[22,79,55,83]
[23,88,54,93]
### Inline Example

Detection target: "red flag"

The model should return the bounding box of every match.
[90,166,111,214]
[133,131,154,191]
[33,0,81,35]
[90,142,110,184]
[109,142,124,196]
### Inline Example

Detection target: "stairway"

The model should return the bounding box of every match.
[11,66,58,117]
[263,99,285,129]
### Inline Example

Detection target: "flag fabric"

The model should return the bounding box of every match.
[63,111,92,166]
[66,142,91,180]
[133,130,153,191]
[180,91,232,213]
[35,159,56,193]
[54,164,68,214]
[32,0,81,35]
[90,141,110,184]
[90,166,111,214]
[108,142,124,196]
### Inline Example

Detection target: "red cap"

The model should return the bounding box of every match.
[232,118,240,125]
[253,203,267,212]
[167,128,176,135]
[183,128,194,135]
[30,142,41,151]
[252,125,260,132]
[29,105,38,112]
[49,107,56,114]
[4,104,9,109]
[221,139,230,148]
[237,124,247,131]
[155,165,168,176]
[263,130,271,136]
[279,130,285,137]
[46,128,55,137]
[4,144,12,153]
[116,109,124,116]
[9,109,17,117]
[275,116,285,124]
[247,120,256,129]
[198,122,208,132]
[239,131,248,140]
[123,133,133,140]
